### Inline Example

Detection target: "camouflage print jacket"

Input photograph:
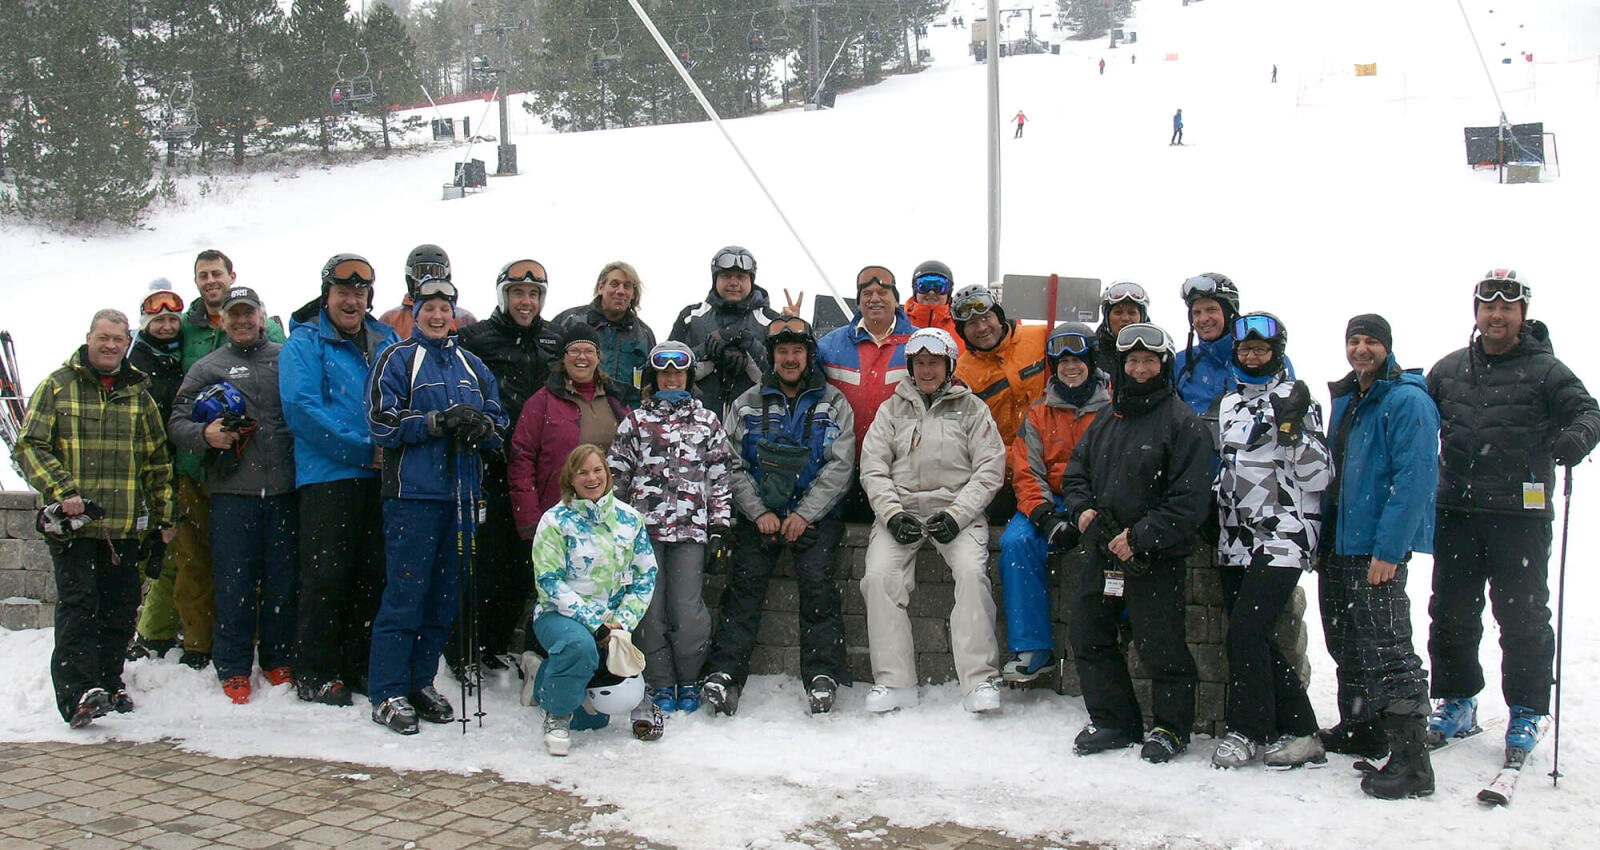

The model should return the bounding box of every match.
[607,393,736,543]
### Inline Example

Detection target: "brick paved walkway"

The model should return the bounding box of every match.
[0,740,1091,849]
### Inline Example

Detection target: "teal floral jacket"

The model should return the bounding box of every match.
[531,490,658,631]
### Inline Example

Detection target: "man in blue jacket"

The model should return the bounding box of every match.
[1317,314,1439,800]
[280,254,400,705]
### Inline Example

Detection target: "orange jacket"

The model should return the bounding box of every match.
[954,321,1049,447]
[1009,380,1110,518]
[378,296,478,338]
[902,297,964,354]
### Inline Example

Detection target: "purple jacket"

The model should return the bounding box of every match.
[508,372,628,538]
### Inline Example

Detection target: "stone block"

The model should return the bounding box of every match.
[840,523,871,548]
[1190,565,1226,607]
[847,651,874,684]
[748,644,798,677]
[905,582,955,619]
[0,599,46,630]
[6,508,42,540]
[843,614,867,647]
[26,570,56,603]
[762,578,798,614]
[915,652,957,685]
[755,609,800,647]
[0,491,41,511]
[908,617,950,654]
[1184,604,1212,644]
[841,585,865,615]
[913,549,950,583]
[0,570,26,599]
[1196,682,1227,735]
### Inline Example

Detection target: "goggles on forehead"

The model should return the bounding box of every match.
[767,316,810,339]
[1103,281,1149,306]
[649,349,692,370]
[1180,275,1222,300]
[713,250,756,273]
[1233,314,1282,341]
[409,261,449,283]
[951,287,999,322]
[1475,272,1530,303]
[141,290,185,316]
[1115,323,1174,355]
[415,278,458,300]
[856,269,896,290]
[1046,332,1093,358]
[912,273,952,295]
[498,260,547,286]
[327,258,375,287]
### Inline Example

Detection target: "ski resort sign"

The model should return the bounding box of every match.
[1000,274,1100,326]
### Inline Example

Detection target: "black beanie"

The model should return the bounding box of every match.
[558,322,600,353]
[1345,314,1392,352]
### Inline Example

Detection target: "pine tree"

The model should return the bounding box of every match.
[362,2,419,152]
[290,0,358,155]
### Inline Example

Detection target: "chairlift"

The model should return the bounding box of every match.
[160,73,198,143]
[331,50,376,110]
[748,14,767,54]
[773,11,794,43]
[692,13,715,55]
[599,20,623,62]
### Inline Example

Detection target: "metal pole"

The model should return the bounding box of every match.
[810,6,822,107]
[1549,465,1573,786]
[986,0,1002,285]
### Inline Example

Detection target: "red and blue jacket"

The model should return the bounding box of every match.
[816,310,915,457]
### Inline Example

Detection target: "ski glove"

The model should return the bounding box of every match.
[1028,504,1077,548]
[1269,381,1312,446]
[887,512,925,545]
[925,511,961,545]
[1553,431,1587,467]
[137,531,167,580]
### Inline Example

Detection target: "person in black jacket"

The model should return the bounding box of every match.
[127,281,188,661]
[454,259,556,674]
[548,261,655,406]
[1424,270,1600,757]
[1062,323,1215,764]
[668,246,786,418]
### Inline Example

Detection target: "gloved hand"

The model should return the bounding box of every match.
[793,523,820,550]
[702,331,728,363]
[137,531,167,580]
[1553,431,1586,467]
[707,524,731,556]
[1269,381,1312,446]
[715,332,749,374]
[1041,513,1077,549]
[458,410,497,447]
[887,512,924,545]
[925,511,961,545]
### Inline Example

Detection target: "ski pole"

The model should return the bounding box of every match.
[468,449,485,728]
[454,439,471,735]
[1549,464,1572,786]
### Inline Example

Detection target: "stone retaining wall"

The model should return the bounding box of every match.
[0,491,53,630]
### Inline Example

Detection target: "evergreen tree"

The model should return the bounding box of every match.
[362,2,419,152]
[208,0,291,167]
[290,0,358,155]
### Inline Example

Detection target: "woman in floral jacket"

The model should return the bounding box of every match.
[529,444,658,756]
[607,342,735,714]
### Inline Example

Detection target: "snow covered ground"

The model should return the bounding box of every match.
[4,0,1600,847]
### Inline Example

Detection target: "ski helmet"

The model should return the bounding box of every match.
[765,315,817,368]
[1474,268,1531,316]
[1046,322,1097,374]
[192,381,246,423]
[911,260,955,298]
[585,673,645,716]
[139,279,184,332]
[643,340,696,394]
[496,259,548,313]
[404,244,451,296]
[904,327,960,387]
[710,246,757,286]
[1179,272,1241,324]
[1115,322,1176,361]
[1231,312,1288,378]
[950,284,1007,331]
[1100,280,1150,327]
[320,253,375,304]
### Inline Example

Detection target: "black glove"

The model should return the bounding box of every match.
[793,523,820,550]
[460,412,497,447]
[715,339,748,375]
[925,511,960,545]
[137,531,167,580]
[707,524,731,556]
[1553,431,1586,467]
[702,331,728,363]
[1269,381,1312,446]
[1041,513,1077,549]
[887,512,925,545]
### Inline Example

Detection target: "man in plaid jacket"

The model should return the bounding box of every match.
[14,309,175,728]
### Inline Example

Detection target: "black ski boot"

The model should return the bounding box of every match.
[1318,717,1390,760]
[1361,710,1435,799]
[1074,723,1137,756]
[409,686,455,724]
[808,675,837,715]
[372,697,420,735]
[69,688,112,729]
[702,672,740,716]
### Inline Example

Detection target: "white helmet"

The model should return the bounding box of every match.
[585,674,645,716]
[905,327,960,385]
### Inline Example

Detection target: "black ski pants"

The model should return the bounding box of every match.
[1428,510,1555,713]
[1068,554,1197,738]
[1221,565,1317,743]
[294,478,386,690]
[446,461,533,666]
[50,538,140,722]
[705,516,849,688]
[1317,553,1429,723]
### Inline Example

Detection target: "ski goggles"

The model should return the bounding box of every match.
[140,290,185,316]
[856,267,896,291]
[913,272,953,295]
[766,316,812,344]
[326,258,375,287]
[1180,274,1224,300]
[1115,323,1174,355]
[1475,271,1530,303]
[415,278,458,300]
[498,260,548,286]
[951,287,999,322]
[904,330,954,358]
[1046,332,1094,358]
[408,261,450,283]
[713,249,756,273]
[1102,281,1149,307]
[1233,314,1283,341]
[649,349,692,370]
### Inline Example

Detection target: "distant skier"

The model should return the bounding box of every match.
[1013,110,1027,139]
[1271,64,1278,83]
[1099,58,1106,75]
[1170,109,1184,145]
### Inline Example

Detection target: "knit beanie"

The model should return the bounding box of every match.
[1344,314,1393,352]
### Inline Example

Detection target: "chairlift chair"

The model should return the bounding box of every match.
[748,14,767,54]
[599,20,623,62]
[692,13,715,55]
[161,74,198,143]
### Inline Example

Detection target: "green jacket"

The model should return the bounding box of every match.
[13,347,175,539]
[175,299,285,479]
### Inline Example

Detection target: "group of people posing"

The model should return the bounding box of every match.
[15,246,1596,799]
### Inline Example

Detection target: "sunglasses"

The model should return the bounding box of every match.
[499,260,548,285]
[650,349,692,370]
[1232,314,1282,341]
[1103,281,1149,306]
[415,278,458,300]
[1046,332,1093,357]
[951,288,999,322]
[913,273,952,294]
[713,250,756,273]
[1475,273,1530,303]
[1115,323,1173,354]
[409,261,450,283]
[140,290,184,316]
[327,258,375,287]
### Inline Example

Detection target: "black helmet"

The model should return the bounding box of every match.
[710,245,757,286]
[404,244,451,296]
[1179,272,1240,324]
[764,315,816,367]
[1231,312,1288,378]
[320,253,375,303]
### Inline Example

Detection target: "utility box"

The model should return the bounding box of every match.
[454,159,487,188]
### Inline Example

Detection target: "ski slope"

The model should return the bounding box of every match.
[4,1,1600,847]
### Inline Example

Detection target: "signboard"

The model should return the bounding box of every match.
[1000,274,1101,325]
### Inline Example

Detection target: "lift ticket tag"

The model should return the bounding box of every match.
[1103,570,1125,598]
[1523,482,1546,511]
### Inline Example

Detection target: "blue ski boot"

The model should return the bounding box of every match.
[1426,697,1478,749]
[648,687,677,713]
[1506,705,1545,753]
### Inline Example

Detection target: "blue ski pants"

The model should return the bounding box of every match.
[368,499,460,705]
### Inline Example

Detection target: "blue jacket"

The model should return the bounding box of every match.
[367,329,507,501]
[724,370,856,523]
[281,304,400,487]
[1176,333,1295,417]
[1323,355,1439,563]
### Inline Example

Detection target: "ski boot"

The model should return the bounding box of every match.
[648,687,678,713]
[69,688,112,729]
[1361,709,1434,799]
[1262,734,1327,769]
[1426,697,1479,749]
[1317,717,1390,760]
[808,675,837,715]
[631,702,666,741]
[701,672,740,716]
[1506,705,1546,753]
[542,711,571,756]
[1141,727,1187,764]
[865,684,918,713]
[676,683,701,714]
[1001,651,1053,686]
[372,697,419,735]
[410,686,455,724]
[1211,730,1257,769]
[1074,723,1136,756]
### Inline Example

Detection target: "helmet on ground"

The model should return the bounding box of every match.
[643,340,696,394]
[585,673,645,716]
[1179,272,1240,324]
[1231,312,1288,378]
[1045,322,1096,374]
[496,259,548,313]
[320,253,375,304]
[710,246,757,285]
[904,327,960,386]
[404,244,451,296]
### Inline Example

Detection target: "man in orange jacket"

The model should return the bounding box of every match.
[951,284,1049,522]
[903,260,963,353]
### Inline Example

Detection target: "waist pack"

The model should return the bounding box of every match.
[756,438,811,512]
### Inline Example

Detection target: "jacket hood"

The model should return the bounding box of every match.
[290,296,323,327]
[705,284,772,314]
[1474,317,1553,360]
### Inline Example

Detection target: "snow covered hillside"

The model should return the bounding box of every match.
[4,0,1600,847]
